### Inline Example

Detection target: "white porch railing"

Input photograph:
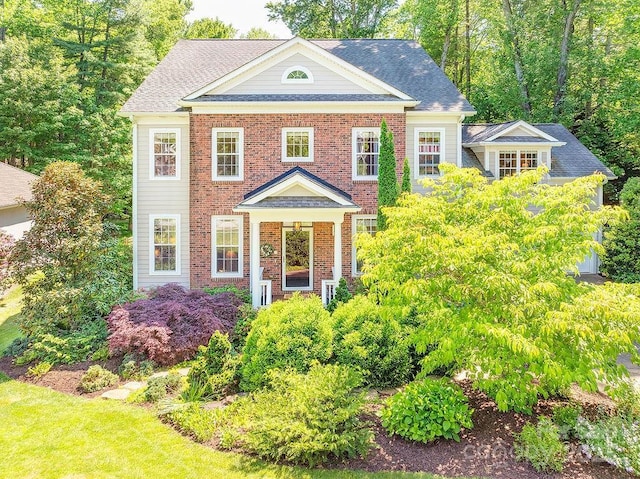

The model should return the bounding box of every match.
[259,280,272,307]
[321,279,337,306]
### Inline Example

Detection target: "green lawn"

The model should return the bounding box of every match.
[0,286,23,352]
[0,374,475,479]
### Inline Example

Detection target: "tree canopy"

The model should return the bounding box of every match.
[357,164,640,412]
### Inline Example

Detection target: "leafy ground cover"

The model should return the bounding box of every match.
[0,286,23,352]
[0,373,449,479]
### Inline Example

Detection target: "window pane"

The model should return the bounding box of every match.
[214,218,240,274]
[418,131,441,176]
[499,151,518,178]
[356,131,379,176]
[287,70,308,79]
[154,132,177,177]
[520,151,538,171]
[153,218,177,272]
[285,131,310,159]
[215,131,240,177]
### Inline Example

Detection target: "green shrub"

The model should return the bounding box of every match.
[230,304,257,350]
[611,381,640,420]
[79,365,119,393]
[3,337,30,358]
[575,415,640,474]
[552,403,583,440]
[204,284,251,304]
[142,372,183,403]
[326,277,352,313]
[332,296,411,388]
[381,378,473,443]
[118,354,155,380]
[222,363,372,467]
[185,332,239,401]
[601,177,640,283]
[163,402,224,443]
[514,417,567,473]
[16,321,108,365]
[240,294,333,391]
[26,361,52,378]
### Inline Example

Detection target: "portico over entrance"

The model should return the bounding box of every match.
[234,167,360,308]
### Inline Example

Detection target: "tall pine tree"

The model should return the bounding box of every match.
[377,119,398,230]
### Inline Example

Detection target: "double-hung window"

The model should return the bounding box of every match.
[212,216,243,278]
[150,215,180,274]
[415,129,444,177]
[352,215,377,276]
[282,128,313,162]
[353,128,380,179]
[213,128,243,180]
[150,129,180,179]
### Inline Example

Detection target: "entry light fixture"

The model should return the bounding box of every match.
[293,221,302,231]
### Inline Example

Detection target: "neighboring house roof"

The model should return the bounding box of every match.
[462,123,615,179]
[121,38,475,114]
[0,162,37,209]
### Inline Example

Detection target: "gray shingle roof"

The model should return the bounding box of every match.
[121,39,475,113]
[245,196,346,208]
[462,121,519,143]
[461,148,493,177]
[0,163,37,208]
[462,123,615,179]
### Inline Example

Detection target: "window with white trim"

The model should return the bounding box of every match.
[415,129,443,176]
[212,216,243,278]
[353,129,380,179]
[281,66,313,83]
[150,215,179,274]
[498,149,538,178]
[213,128,243,180]
[352,215,377,275]
[150,129,180,179]
[282,128,313,162]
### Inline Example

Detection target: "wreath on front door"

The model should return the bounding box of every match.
[260,242,275,258]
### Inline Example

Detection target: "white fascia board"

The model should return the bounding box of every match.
[485,120,559,142]
[184,37,414,101]
[462,141,566,148]
[406,111,477,120]
[180,101,417,114]
[242,174,354,206]
[233,208,360,223]
[120,113,189,125]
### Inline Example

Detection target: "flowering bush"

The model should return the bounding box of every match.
[575,415,640,475]
[107,284,241,366]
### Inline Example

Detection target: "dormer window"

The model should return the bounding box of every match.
[282,66,313,84]
[498,150,538,178]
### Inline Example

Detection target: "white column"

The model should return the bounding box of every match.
[333,219,343,280]
[250,219,261,308]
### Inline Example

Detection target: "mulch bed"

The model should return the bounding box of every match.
[0,356,635,479]
[0,355,123,398]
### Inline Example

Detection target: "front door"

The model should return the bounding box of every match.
[283,227,312,290]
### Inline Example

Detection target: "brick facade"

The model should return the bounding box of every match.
[189,113,406,293]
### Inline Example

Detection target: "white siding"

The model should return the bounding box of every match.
[136,120,190,288]
[226,53,372,95]
[405,119,459,194]
[0,205,31,239]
